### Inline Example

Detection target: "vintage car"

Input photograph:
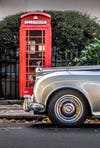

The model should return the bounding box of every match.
[23,66,100,127]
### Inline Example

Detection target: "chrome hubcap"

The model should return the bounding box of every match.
[61,102,76,117]
[54,95,83,123]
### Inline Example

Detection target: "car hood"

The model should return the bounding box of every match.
[36,65,100,78]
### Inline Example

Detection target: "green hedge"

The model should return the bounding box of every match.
[76,36,100,65]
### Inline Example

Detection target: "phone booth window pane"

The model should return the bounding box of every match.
[29,42,35,53]
[29,38,42,44]
[26,67,28,72]
[29,67,35,72]
[29,60,42,66]
[26,74,28,80]
[30,52,42,58]
[26,53,28,58]
[26,60,28,66]
[26,82,28,87]
[35,45,39,51]
[26,30,28,36]
[30,54,35,58]
[26,45,29,51]
[29,30,42,36]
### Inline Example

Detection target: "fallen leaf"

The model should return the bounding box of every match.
[42,117,51,123]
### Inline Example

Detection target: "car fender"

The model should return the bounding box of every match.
[44,84,93,114]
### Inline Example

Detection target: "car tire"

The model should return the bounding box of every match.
[48,89,87,127]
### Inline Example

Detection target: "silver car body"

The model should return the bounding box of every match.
[34,70,100,116]
[23,66,100,126]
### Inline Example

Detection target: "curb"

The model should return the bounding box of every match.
[0,100,23,105]
[0,113,46,121]
[0,114,44,120]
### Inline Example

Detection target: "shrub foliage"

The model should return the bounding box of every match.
[76,36,100,65]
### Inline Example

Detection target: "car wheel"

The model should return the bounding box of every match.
[48,89,87,127]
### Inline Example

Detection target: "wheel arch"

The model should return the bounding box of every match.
[46,87,91,116]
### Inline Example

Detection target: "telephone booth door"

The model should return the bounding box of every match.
[20,12,52,98]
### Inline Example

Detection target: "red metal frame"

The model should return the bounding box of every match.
[19,12,52,98]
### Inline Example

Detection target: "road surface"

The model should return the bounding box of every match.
[0,122,100,148]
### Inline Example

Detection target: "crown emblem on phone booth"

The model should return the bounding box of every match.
[33,16,38,20]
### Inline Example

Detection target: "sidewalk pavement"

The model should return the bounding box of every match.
[0,101,45,120]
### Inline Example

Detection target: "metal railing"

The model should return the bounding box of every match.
[0,47,19,99]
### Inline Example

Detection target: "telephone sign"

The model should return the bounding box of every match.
[24,20,47,25]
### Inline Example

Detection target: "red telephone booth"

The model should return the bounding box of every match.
[19,12,52,98]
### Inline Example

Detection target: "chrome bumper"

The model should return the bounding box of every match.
[23,97,45,113]
[29,103,45,112]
